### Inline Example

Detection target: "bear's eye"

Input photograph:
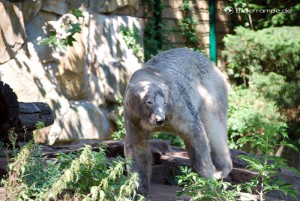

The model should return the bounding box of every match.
[146,100,153,105]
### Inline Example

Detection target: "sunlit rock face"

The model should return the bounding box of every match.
[0,0,143,144]
[0,2,26,64]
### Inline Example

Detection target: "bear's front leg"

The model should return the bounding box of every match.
[124,121,152,196]
[180,120,216,178]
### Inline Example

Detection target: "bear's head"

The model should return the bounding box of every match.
[125,81,168,128]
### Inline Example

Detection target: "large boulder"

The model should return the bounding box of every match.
[85,14,142,102]
[91,0,139,14]
[41,0,88,16]
[48,101,112,144]
[56,33,88,100]
[0,1,26,64]
[25,11,60,63]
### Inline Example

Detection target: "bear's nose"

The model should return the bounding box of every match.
[155,116,165,125]
[156,119,165,125]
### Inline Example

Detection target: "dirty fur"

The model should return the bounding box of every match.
[124,48,233,196]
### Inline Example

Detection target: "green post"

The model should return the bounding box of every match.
[209,0,217,63]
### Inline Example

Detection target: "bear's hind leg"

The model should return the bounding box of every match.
[179,120,216,178]
[202,112,233,178]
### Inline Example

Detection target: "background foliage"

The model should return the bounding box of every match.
[223,26,300,148]
[226,0,300,29]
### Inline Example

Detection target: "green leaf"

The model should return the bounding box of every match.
[70,9,83,19]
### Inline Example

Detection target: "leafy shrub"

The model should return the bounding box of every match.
[38,9,83,50]
[179,0,203,52]
[2,143,143,201]
[250,73,300,144]
[143,0,171,61]
[250,73,300,110]
[176,166,240,201]
[177,125,299,201]
[111,98,127,140]
[121,26,144,62]
[224,27,300,143]
[228,83,285,150]
[222,26,300,83]
[237,123,299,200]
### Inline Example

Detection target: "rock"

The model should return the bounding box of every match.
[25,11,60,63]
[229,168,258,184]
[56,33,88,100]
[0,53,45,102]
[0,1,26,64]
[20,0,42,23]
[38,12,143,104]
[47,101,112,144]
[265,168,300,201]
[1,7,143,144]
[86,14,143,102]
[0,53,68,143]
[91,0,139,14]
[41,0,88,16]
[230,149,250,168]
[151,165,171,184]
[85,71,106,106]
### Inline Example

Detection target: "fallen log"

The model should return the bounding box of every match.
[18,102,54,132]
[0,81,54,141]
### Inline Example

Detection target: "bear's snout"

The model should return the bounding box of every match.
[155,115,165,126]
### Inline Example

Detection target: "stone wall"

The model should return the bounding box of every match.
[161,0,232,68]
[0,0,143,144]
[0,0,231,144]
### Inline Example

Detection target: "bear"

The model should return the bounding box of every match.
[124,48,233,196]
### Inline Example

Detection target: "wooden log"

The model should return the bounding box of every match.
[0,81,54,141]
[18,102,54,132]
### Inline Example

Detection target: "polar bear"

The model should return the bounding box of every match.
[124,48,232,195]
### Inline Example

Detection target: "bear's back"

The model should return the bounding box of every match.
[143,48,216,82]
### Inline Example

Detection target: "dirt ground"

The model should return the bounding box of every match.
[149,183,184,201]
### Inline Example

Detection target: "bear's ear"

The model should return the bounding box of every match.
[125,83,137,107]
[126,82,135,89]
[125,82,136,97]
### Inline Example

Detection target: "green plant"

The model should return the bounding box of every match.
[224,26,300,143]
[223,26,300,84]
[143,0,171,61]
[2,142,32,200]
[38,9,83,50]
[237,124,299,200]
[33,121,45,143]
[2,143,143,200]
[7,128,18,157]
[121,26,144,62]
[176,127,299,200]
[179,0,203,52]
[176,166,241,201]
[228,72,300,148]
[228,85,284,150]
[112,99,126,140]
